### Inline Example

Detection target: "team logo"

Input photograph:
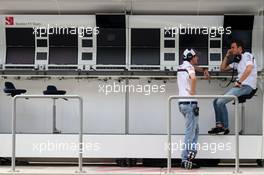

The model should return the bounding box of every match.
[5,16,14,25]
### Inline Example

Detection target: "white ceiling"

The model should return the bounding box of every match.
[0,0,263,15]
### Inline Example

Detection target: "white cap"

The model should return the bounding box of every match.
[183,49,196,60]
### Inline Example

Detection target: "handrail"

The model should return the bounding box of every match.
[11,95,84,173]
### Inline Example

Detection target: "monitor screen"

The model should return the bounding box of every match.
[96,15,125,28]
[164,53,175,61]
[179,29,208,48]
[82,39,93,47]
[97,47,126,65]
[6,47,35,64]
[6,28,35,46]
[179,29,208,65]
[131,29,160,47]
[36,52,48,60]
[97,28,125,47]
[222,30,252,50]
[6,28,35,64]
[131,28,160,65]
[37,39,48,47]
[224,15,254,30]
[49,28,78,64]
[210,53,221,61]
[210,40,221,48]
[96,28,126,65]
[49,47,78,64]
[49,28,78,47]
[164,40,175,48]
[179,48,208,65]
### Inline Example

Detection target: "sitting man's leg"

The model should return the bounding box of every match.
[208,85,253,135]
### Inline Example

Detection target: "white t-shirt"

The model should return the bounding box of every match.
[177,61,197,102]
[229,52,257,89]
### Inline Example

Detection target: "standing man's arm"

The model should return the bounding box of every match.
[194,66,210,79]
[189,74,196,95]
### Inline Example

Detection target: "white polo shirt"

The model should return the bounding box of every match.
[229,52,257,89]
[177,61,197,102]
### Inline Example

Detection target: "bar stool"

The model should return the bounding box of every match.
[43,85,66,134]
[237,88,258,134]
[4,82,26,97]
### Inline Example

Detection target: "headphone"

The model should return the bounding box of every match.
[227,54,242,64]
[233,54,242,63]
[183,49,196,61]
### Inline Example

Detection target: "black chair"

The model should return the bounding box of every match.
[238,88,258,103]
[237,88,258,134]
[3,82,26,97]
[43,85,66,95]
[43,85,66,134]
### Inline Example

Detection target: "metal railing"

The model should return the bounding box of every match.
[167,95,239,174]
[11,95,84,173]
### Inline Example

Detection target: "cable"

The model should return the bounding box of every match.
[224,63,236,88]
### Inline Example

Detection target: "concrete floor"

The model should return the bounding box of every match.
[0,165,263,175]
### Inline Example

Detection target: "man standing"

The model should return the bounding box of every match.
[177,48,200,169]
[208,40,257,135]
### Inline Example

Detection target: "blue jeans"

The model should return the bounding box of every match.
[213,85,253,128]
[179,103,199,161]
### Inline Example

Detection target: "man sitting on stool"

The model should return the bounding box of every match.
[208,40,257,135]
[178,49,200,169]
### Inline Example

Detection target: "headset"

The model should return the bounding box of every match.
[183,49,196,62]
[224,54,242,87]
[227,54,242,64]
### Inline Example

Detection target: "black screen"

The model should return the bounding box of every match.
[96,15,125,28]
[49,28,78,46]
[222,30,252,56]
[179,29,208,65]
[37,39,48,47]
[179,48,208,65]
[82,39,93,47]
[164,29,176,38]
[164,40,175,48]
[97,28,125,47]
[6,47,35,64]
[179,29,208,48]
[6,28,35,46]
[49,28,78,64]
[210,40,221,48]
[224,15,254,30]
[164,53,175,61]
[36,28,48,37]
[49,47,78,64]
[131,29,160,65]
[82,52,93,60]
[210,53,221,61]
[132,29,160,47]
[97,47,126,64]
[222,30,252,49]
[96,15,126,65]
[36,52,48,60]
[6,28,35,64]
